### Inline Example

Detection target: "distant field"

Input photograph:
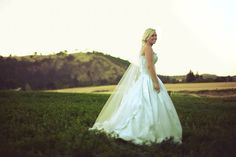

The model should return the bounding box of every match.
[165,82,236,91]
[45,82,236,94]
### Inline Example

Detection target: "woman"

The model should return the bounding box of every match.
[89,28,182,145]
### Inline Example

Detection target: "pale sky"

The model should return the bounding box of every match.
[0,0,235,76]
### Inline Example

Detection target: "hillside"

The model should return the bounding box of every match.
[0,51,130,90]
[1,51,235,90]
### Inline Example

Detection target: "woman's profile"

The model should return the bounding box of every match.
[89,28,182,145]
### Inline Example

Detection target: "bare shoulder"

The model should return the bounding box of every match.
[143,45,153,56]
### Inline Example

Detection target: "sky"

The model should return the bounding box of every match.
[0,0,235,76]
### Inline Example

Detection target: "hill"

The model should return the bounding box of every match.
[0,51,235,90]
[201,74,218,79]
[0,51,130,90]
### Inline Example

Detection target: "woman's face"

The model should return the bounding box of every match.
[147,32,157,45]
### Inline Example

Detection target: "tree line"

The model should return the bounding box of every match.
[185,70,235,83]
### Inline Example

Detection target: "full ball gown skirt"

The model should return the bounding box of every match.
[89,53,182,145]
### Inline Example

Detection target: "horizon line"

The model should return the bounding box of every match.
[1,50,235,77]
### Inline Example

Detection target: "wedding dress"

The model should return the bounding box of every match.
[89,52,182,145]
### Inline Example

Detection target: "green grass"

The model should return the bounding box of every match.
[0,91,236,157]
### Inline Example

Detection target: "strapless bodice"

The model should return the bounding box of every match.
[139,52,158,74]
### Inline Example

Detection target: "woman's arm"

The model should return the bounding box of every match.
[144,46,160,92]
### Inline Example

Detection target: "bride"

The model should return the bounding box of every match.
[89,28,182,145]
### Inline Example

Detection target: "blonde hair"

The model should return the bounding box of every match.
[141,28,156,55]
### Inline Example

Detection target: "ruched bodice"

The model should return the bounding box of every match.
[139,52,158,74]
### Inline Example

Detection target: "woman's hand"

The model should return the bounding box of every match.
[153,81,160,93]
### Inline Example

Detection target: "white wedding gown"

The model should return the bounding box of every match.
[89,52,182,145]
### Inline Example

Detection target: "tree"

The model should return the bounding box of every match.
[56,50,67,56]
[186,70,196,82]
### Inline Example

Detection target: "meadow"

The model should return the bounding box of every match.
[0,82,236,157]
[45,82,236,94]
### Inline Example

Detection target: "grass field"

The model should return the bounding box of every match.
[44,82,236,94]
[0,90,236,157]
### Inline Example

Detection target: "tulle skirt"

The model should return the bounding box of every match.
[89,73,182,145]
